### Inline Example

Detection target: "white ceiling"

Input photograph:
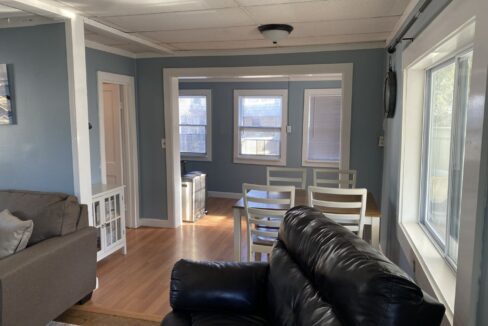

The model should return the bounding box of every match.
[60,0,411,55]
[0,0,413,56]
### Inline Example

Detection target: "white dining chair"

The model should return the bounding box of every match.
[266,167,307,189]
[308,186,367,238]
[243,183,295,262]
[313,168,357,188]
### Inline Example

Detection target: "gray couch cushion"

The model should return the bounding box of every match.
[0,209,34,258]
[0,190,83,245]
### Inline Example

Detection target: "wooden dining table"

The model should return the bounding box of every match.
[232,189,381,261]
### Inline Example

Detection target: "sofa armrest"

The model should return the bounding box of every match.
[170,259,268,314]
[417,291,446,325]
[0,227,97,326]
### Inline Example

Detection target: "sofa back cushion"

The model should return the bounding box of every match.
[275,206,445,326]
[268,240,340,326]
[0,190,86,245]
[0,209,34,258]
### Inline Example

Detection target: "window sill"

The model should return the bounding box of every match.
[233,157,286,166]
[181,155,211,162]
[301,161,340,168]
[398,222,455,323]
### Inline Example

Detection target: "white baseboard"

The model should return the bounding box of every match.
[208,191,242,199]
[138,218,174,228]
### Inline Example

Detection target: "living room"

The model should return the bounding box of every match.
[0,0,487,325]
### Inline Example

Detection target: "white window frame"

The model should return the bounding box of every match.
[419,50,472,269]
[233,89,288,166]
[397,5,488,322]
[301,88,350,169]
[178,89,212,161]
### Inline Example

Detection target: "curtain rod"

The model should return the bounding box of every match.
[387,0,433,54]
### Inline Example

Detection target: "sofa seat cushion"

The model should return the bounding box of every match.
[0,190,83,245]
[162,312,269,326]
[191,312,268,326]
[0,209,34,258]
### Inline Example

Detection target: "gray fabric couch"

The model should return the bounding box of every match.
[0,190,97,326]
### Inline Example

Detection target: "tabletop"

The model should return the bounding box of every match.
[233,189,381,217]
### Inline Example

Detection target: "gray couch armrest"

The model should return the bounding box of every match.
[0,227,97,326]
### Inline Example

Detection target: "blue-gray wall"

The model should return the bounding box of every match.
[379,0,453,269]
[180,80,383,203]
[0,24,74,194]
[85,48,137,184]
[137,49,385,219]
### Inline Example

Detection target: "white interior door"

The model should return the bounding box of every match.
[103,83,123,186]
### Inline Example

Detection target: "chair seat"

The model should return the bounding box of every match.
[252,234,276,246]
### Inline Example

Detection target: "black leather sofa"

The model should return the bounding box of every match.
[162,206,445,326]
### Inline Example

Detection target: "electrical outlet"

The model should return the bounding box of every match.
[378,135,385,147]
[286,125,292,133]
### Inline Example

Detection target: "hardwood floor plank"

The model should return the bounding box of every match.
[74,197,247,320]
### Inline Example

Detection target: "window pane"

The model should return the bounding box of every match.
[179,96,207,125]
[425,62,456,245]
[240,129,280,156]
[239,96,282,127]
[180,126,206,154]
[307,93,341,162]
[447,52,472,264]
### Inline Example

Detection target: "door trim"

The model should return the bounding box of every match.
[97,71,140,228]
[163,64,353,228]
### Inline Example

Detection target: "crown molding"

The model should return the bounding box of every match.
[135,41,385,59]
[179,73,342,83]
[85,40,137,59]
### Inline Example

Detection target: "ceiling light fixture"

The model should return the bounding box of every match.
[258,24,293,44]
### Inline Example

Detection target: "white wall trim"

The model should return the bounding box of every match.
[97,72,140,229]
[138,41,385,59]
[179,74,342,83]
[85,40,137,59]
[207,191,242,199]
[1,0,77,19]
[90,40,384,60]
[163,63,355,229]
[139,218,173,228]
[65,15,93,211]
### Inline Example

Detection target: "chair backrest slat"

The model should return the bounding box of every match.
[267,167,307,189]
[243,183,296,261]
[307,186,367,238]
[313,169,357,188]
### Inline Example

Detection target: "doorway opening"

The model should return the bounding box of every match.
[163,64,354,229]
[97,72,140,228]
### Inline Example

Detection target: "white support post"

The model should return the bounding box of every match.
[65,15,93,218]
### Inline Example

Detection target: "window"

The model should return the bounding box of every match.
[178,89,211,161]
[233,90,288,165]
[420,51,473,267]
[302,88,348,168]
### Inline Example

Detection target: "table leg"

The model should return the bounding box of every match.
[233,207,242,261]
[371,217,380,249]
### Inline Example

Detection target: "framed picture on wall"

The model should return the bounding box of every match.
[0,64,14,125]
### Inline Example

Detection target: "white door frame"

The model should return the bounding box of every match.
[97,71,140,228]
[163,64,353,228]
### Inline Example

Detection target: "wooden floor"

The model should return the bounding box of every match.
[74,197,246,322]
